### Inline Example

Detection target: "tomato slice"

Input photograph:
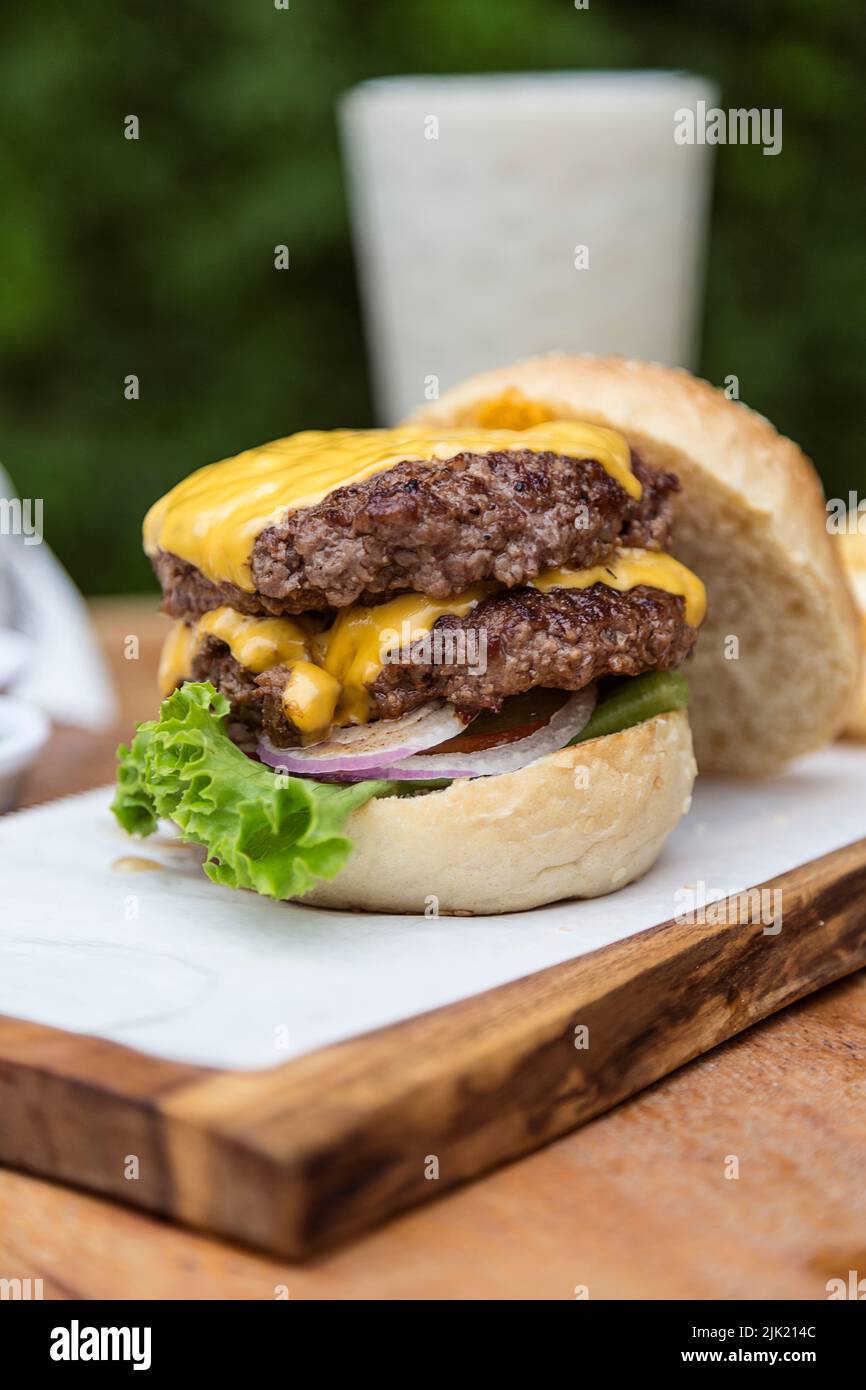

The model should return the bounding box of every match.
[425,689,568,756]
[429,720,549,755]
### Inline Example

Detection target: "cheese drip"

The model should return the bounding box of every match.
[143,422,639,592]
[280,663,342,736]
[157,550,705,735]
[157,620,198,697]
[158,607,308,695]
[197,607,308,673]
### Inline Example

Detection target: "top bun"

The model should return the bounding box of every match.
[408,354,861,773]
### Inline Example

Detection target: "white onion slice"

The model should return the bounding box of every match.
[257,701,469,775]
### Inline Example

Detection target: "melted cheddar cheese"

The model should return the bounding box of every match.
[143,423,639,592]
[472,389,557,431]
[157,620,198,697]
[197,607,308,673]
[534,550,706,628]
[280,662,342,736]
[157,607,309,696]
[158,550,706,732]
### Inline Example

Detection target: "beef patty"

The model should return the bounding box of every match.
[185,584,696,745]
[154,450,677,619]
[369,585,697,718]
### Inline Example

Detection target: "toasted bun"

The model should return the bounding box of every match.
[408,355,861,773]
[302,710,695,915]
[845,679,866,739]
[837,531,866,739]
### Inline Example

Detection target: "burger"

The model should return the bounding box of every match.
[113,356,859,913]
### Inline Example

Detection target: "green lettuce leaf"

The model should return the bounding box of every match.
[111,681,385,901]
[568,670,690,746]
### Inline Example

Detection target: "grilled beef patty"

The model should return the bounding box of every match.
[184,584,696,746]
[369,585,697,718]
[154,451,677,619]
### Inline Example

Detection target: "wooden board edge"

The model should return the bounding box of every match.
[1,837,865,1257]
[0,1021,209,1220]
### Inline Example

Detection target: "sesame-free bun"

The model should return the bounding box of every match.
[302,710,695,915]
[837,531,866,739]
[408,355,861,773]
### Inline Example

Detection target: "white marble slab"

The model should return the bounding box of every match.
[2,744,865,1071]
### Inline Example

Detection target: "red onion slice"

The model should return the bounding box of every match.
[257,701,469,776]
[264,687,597,784]
[381,686,597,779]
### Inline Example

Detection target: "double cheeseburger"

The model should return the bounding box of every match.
[113,356,860,913]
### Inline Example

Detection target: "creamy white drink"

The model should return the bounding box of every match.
[340,72,718,422]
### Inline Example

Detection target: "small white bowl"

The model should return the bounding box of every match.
[0,696,51,813]
[0,629,32,693]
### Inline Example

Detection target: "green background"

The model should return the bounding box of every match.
[1,0,863,595]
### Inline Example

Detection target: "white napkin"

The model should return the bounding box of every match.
[0,465,117,729]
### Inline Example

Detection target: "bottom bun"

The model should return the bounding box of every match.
[301,710,696,915]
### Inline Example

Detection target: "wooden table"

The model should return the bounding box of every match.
[3,597,865,1300]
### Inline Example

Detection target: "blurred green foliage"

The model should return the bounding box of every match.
[1,0,863,594]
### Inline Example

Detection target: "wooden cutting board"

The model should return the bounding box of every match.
[2,836,865,1258]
